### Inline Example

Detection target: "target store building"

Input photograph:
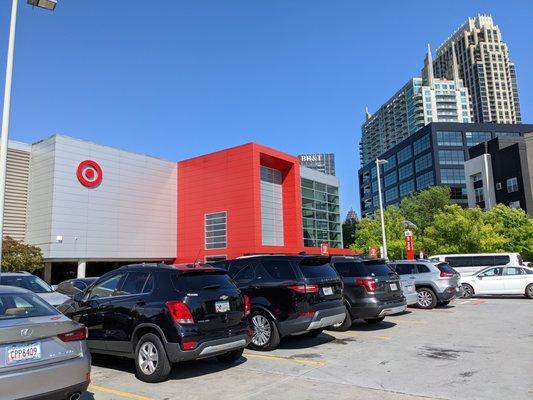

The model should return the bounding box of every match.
[3,134,349,283]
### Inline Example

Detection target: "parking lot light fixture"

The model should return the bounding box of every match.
[27,0,57,10]
[0,0,57,275]
[375,158,388,260]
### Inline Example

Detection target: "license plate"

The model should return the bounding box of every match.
[322,286,333,296]
[6,342,41,365]
[390,283,398,291]
[215,301,230,313]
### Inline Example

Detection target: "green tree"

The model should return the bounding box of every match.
[351,206,409,259]
[420,205,508,255]
[2,236,44,273]
[484,204,533,260]
[399,186,451,231]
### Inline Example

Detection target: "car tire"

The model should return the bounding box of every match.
[416,287,437,309]
[525,284,533,299]
[327,307,352,332]
[364,317,385,324]
[249,311,281,351]
[462,284,474,299]
[302,329,323,338]
[134,333,172,383]
[216,347,244,363]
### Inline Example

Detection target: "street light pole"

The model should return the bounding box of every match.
[376,158,388,260]
[0,0,56,275]
[0,0,20,275]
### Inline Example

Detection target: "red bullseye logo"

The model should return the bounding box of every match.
[76,160,103,188]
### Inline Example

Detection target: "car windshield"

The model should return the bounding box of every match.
[0,293,58,320]
[0,275,53,293]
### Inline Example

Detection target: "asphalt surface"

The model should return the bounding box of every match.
[81,296,533,400]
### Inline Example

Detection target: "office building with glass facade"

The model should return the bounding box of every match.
[298,153,336,176]
[301,166,342,248]
[358,122,533,218]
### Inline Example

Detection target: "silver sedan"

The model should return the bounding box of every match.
[0,285,91,400]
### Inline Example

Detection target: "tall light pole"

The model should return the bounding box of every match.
[0,0,57,275]
[375,158,388,260]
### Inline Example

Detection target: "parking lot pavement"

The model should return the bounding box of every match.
[81,297,533,400]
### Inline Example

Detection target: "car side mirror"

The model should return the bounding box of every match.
[477,275,483,280]
[51,284,58,291]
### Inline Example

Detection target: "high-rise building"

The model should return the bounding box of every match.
[434,15,521,124]
[360,47,471,165]
[358,122,533,218]
[298,153,336,175]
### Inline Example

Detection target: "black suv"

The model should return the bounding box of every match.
[328,256,406,331]
[59,264,252,382]
[212,255,345,351]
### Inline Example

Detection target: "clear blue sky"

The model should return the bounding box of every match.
[0,1,531,217]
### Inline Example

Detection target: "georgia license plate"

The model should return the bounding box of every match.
[215,301,230,313]
[322,286,333,296]
[6,342,41,365]
[390,283,398,291]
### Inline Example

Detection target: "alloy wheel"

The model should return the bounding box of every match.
[252,314,272,347]
[138,342,159,375]
[463,285,473,298]
[418,290,433,308]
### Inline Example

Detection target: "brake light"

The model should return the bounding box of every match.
[355,278,377,293]
[58,326,87,342]
[440,271,454,278]
[181,340,197,350]
[287,284,319,294]
[300,310,316,318]
[166,301,194,324]
[243,295,251,317]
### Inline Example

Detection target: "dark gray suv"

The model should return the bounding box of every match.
[389,260,461,309]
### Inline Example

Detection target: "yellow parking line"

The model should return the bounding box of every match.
[89,384,155,400]
[333,331,391,341]
[244,352,326,366]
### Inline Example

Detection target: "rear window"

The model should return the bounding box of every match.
[260,260,296,281]
[436,263,455,274]
[364,261,394,277]
[297,259,338,279]
[172,271,236,291]
[0,293,58,320]
[334,261,393,277]
[0,275,53,293]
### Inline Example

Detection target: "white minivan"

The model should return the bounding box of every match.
[428,253,524,276]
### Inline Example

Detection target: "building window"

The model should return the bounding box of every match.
[441,169,466,184]
[301,178,342,249]
[399,180,415,197]
[384,172,397,187]
[415,153,433,173]
[439,150,465,165]
[465,131,491,146]
[495,132,520,139]
[205,255,227,263]
[398,163,413,180]
[507,177,518,193]
[205,212,227,249]
[496,182,502,190]
[413,135,430,155]
[509,200,521,209]
[437,131,463,146]
[397,146,412,164]
[383,155,396,172]
[385,187,398,203]
[475,187,484,203]
[261,166,284,246]
[416,171,434,190]
[371,166,377,179]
